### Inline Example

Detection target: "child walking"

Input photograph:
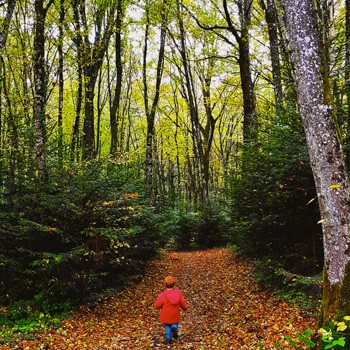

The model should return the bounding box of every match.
[154,276,189,344]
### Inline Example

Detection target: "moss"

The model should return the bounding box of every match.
[320,267,340,325]
[320,261,350,325]
[338,262,350,318]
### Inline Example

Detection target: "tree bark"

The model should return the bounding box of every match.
[0,0,16,50]
[0,0,16,183]
[282,0,350,322]
[58,0,65,168]
[143,0,168,200]
[33,0,53,183]
[109,0,124,156]
[73,0,117,160]
[345,0,350,163]
[71,2,83,161]
[199,63,219,199]
[259,0,283,111]
[176,0,208,203]
[316,0,333,105]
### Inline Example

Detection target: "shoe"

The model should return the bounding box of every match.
[172,329,178,340]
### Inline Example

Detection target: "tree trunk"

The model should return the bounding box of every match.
[316,0,333,105]
[0,0,16,50]
[83,71,97,159]
[0,0,16,186]
[345,0,350,163]
[34,0,51,183]
[176,0,208,203]
[58,0,65,168]
[109,0,124,156]
[143,11,153,198]
[199,67,217,198]
[73,0,117,160]
[259,0,283,111]
[143,0,168,200]
[71,2,83,161]
[71,63,83,162]
[96,68,103,158]
[223,0,257,142]
[282,0,350,323]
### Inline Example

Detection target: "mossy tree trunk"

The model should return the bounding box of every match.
[282,0,350,323]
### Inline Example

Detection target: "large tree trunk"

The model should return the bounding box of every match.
[282,0,350,323]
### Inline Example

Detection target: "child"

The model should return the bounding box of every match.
[154,276,189,344]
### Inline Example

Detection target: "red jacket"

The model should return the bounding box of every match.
[154,288,188,324]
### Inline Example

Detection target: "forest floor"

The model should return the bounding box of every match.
[2,249,318,349]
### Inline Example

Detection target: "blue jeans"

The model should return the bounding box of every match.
[164,323,178,344]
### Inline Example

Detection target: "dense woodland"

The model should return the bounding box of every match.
[1,0,350,343]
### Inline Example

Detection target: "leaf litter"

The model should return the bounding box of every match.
[2,249,317,349]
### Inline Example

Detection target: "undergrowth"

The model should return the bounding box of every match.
[0,299,70,345]
[253,258,322,313]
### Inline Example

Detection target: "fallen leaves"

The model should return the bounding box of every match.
[1,249,317,349]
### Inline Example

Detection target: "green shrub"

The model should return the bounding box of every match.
[230,124,323,274]
[153,199,231,251]
[0,160,160,309]
[154,205,200,251]
[196,201,231,248]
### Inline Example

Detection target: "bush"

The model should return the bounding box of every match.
[154,204,200,251]
[0,160,161,309]
[154,199,231,251]
[230,124,323,274]
[196,201,231,248]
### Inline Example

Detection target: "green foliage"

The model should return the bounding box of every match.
[0,298,68,344]
[196,200,231,248]
[275,316,350,350]
[253,259,321,312]
[154,199,231,250]
[230,122,323,274]
[0,159,160,310]
[154,204,200,250]
[282,329,316,349]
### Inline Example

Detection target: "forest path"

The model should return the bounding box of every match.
[6,249,317,349]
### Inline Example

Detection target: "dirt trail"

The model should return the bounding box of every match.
[3,249,317,349]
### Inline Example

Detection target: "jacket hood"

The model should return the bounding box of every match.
[164,289,181,305]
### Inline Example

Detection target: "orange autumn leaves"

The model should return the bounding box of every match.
[1,249,317,349]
